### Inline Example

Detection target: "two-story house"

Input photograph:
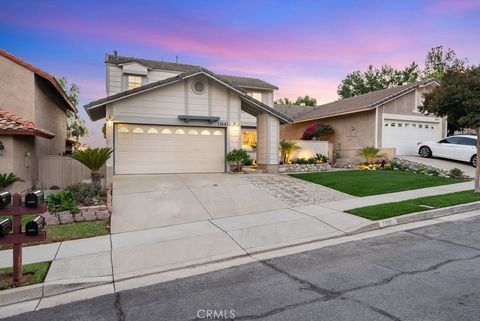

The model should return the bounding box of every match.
[0,49,77,192]
[85,52,291,180]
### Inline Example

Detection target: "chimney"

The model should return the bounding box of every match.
[176,56,179,64]
[113,50,118,57]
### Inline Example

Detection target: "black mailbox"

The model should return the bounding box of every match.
[25,216,45,236]
[25,190,44,208]
[0,218,12,237]
[0,191,11,209]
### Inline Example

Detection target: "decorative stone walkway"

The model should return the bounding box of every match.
[241,174,352,207]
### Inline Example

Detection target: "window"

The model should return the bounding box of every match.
[118,127,129,133]
[439,136,462,144]
[161,128,172,134]
[188,129,198,135]
[132,127,144,134]
[201,130,211,136]
[128,75,142,90]
[384,123,389,127]
[213,130,223,136]
[425,125,429,129]
[419,125,423,128]
[459,137,477,146]
[242,131,257,150]
[247,92,263,101]
[391,123,395,127]
[147,128,158,134]
[175,129,185,135]
[398,123,402,127]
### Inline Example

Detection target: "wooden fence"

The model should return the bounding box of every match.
[38,156,105,189]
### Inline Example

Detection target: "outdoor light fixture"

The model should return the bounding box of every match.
[106,115,114,125]
[0,141,4,156]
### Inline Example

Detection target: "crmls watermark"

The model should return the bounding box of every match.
[196,309,236,319]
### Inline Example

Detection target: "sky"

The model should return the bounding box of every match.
[1,0,480,146]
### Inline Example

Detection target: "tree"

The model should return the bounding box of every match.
[275,97,294,105]
[423,46,467,80]
[225,149,250,172]
[279,140,299,163]
[71,147,113,190]
[294,95,317,106]
[420,67,480,191]
[337,63,420,99]
[56,77,88,141]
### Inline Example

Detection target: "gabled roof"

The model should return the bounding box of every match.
[274,104,316,120]
[105,54,278,90]
[84,68,292,124]
[0,108,54,138]
[0,49,77,113]
[294,80,438,122]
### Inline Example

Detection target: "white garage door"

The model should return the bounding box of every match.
[382,119,440,155]
[115,124,225,174]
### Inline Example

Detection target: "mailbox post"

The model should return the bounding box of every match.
[0,192,46,284]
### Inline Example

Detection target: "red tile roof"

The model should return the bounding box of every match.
[0,108,55,139]
[0,49,77,113]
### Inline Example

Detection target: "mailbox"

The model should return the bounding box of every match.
[25,190,44,208]
[0,218,12,237]
[25,216,45,236]
[0,191,11,209]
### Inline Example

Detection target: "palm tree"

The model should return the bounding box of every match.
[71,147,113,190]
[0,173,24,189]
[356,146,385,163]
[279,140,300,163]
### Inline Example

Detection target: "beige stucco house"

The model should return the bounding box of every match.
[84,53,291,180]
[0,49,77,192]
[279,80,447,162]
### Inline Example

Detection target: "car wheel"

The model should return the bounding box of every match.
[419,146,432,158]
[471,155,477,167]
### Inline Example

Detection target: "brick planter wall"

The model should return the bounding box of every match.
[279,163,331,173]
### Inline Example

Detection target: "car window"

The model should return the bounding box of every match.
[459,137,477,146]
[440,137,462,144]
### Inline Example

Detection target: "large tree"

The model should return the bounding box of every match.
[275,95,318,106]
[56,77,88,140]
[337,63,420,99]
[423,45,467,80]
[420,67,480,191]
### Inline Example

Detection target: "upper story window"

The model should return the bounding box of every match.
[247,92,263,102]
[128,75,143,90]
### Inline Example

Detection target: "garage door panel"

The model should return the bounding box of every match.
[115,124,225,174]
[382,119,440,156]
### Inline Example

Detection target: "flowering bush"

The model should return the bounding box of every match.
[301,123,334,140]
[356,163,382,170]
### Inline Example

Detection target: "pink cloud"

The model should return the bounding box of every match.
[428,0,480,14]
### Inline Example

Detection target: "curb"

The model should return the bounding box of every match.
[2,201,480,312]
[344,201,480,234]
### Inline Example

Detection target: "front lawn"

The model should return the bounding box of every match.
[289,170,469,197]
[0,219,109,251]
[0,262,50,290]
[346,190,480,220]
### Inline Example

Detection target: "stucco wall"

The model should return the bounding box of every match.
[0,55,34,120]
[281,110,376,159]
[11,136,36,193]
[0,135,14,174]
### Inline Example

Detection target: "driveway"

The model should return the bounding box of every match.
[111,173,351,233]
[400,155,476,177]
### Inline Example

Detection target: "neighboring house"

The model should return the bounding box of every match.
[280,80,447,160]
[84,52,291,180]
[0,49,77,192]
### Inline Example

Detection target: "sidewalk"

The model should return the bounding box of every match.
[0,180,475,305]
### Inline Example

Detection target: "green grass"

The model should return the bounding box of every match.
[0,262,50,290]
[0,220,109,251]
[346,190,480,220]
[289,170,469,197]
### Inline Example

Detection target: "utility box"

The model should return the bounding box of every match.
[25,216,45,236]
[0,218,12,237]
[0,191,11,209]
[25,190,44,208]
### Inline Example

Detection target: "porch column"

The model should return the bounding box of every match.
[256,112,279,173]
[105,104,114,186]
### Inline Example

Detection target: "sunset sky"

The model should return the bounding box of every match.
[2,0,480,146]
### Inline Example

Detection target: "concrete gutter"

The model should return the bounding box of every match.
[1,201,480,316]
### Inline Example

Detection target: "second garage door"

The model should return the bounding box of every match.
[115,124,225,174]
[382,119,440,155]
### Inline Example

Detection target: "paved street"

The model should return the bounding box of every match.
[4,215,480,321]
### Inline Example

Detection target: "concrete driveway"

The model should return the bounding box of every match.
[400,155,476,177]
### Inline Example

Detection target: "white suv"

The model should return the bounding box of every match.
[418,135,477,167]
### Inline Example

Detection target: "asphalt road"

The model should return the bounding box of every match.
[4,215,480,321]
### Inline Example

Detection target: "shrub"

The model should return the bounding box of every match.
[243,156,254,166]
[45,190,79,214]
[426,168,440,176]
[66,183,107,206]
[449,168,464,179]
[356,146,385,163]
[301,123,334,140]
[356,163,382,170]
[314,153,328,163]
[294,157,316,165]
[383,163,393,170]
[0,173,24,189]
[226,149,250,171]
[279,140,300,163]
